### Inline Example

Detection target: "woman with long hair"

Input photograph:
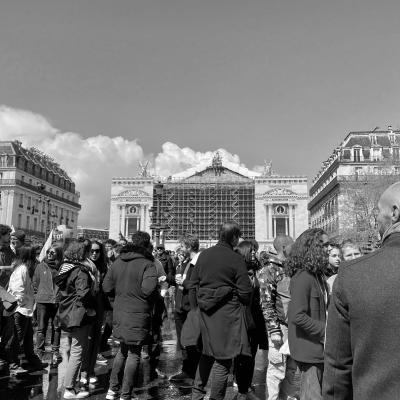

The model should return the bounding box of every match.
[8,245,44,371]
[233,240,268,400]
[286,228,329,400]
[55,240,96,399]
[33,244,64,364]
[80,240,108,386]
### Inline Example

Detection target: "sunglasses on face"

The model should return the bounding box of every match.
[48,251,56,255]
[91,249,100,253]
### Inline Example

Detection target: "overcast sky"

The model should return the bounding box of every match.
[1,0,400,227]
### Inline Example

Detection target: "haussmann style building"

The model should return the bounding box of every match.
[309,126,400,242]
[109,153,309,250]
[0,140,81,241]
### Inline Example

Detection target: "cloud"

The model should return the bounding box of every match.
[153,142,252,177]
[0,106,257,228]
[0,106,144,228]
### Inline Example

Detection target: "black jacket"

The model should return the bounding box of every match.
[158,252,175,285]
[323,232,400,400]
[189,242,253,359]
[102,245,158,345]
[55,261,96,331]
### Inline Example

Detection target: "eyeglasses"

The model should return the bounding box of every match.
[91,249,100,253]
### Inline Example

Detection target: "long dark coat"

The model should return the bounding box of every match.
[189,242,253,360]
[102,245,158,345]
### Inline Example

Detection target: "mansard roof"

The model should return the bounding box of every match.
[0,140,72,181]
[343,130,400,148]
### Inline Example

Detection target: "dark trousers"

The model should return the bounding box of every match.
[175,310,201,378]
[14,312,35,360]
[192,354,232,400]
[234,337,258,393]
[36,303,61,353]
[82,299,104,377]
[109,343,142,400]
[0,315,20,369]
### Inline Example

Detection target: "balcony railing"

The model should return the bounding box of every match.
[0,179,81,209]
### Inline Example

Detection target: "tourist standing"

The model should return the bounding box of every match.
[170,234,201,385]
[287,228,329,400]
[8,246,43,370]
[190,221,252,400]
[55,241,96,399]
[81,240,108,386]
[32,245,63,364]
[104,231,158,400]
[234,240,268,400]
[259,235,300,400]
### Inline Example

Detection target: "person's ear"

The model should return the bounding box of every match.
[392,205,400,223]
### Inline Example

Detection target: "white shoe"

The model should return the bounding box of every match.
[63,388,89,399]
[106,389,119,400]
[89,376,98,384]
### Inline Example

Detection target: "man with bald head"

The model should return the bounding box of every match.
[259,235,299,400]
[323,182,400,400]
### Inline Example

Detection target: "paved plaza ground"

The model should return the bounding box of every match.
[0,315,268,400]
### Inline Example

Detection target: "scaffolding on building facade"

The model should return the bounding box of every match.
[153,174,255,241]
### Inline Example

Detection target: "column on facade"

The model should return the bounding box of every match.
[291,205,296,238]
[0,190,9,225]
[142,205,147,232]
[121,204,127,237]
[264,204,269,239]
[140,204,145,231]
[288,205,293,237]
[268,203,273,240]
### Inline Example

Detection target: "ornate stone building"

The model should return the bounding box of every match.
[109,154,309,250]
[0,141,81,240]
[309,127,400,241]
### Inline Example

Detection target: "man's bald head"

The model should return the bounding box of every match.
[273,235,294,260]
[377,182,400,237]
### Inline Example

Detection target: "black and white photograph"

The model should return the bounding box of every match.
[1,1,400,399]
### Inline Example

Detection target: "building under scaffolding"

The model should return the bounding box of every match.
[157,170,255,242]
[109,153,309,249]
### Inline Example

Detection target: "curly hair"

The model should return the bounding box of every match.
[284,228,329,277]
[64,241,90,263]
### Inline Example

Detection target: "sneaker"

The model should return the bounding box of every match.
[63,388,89,399]
[9,366,28,375]
[89,376,98,384]
[150,368,167,380]
[96,354,108,365]
[169,371,191,382]
[106,389,119,400]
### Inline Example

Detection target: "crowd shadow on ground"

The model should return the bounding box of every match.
[0,314,268,400]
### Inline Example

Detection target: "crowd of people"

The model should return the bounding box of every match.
[1,182,400,400]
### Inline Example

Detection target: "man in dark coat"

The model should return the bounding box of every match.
[323,182,400,400]
[190,221,252,400]
[103,231,158,400]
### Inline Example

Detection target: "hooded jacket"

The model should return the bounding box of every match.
[102,244,158,345]
[55,261,96,331]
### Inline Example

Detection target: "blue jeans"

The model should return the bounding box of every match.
[298,362,323,400]
[192,354,232,400]
[109,343,142,399]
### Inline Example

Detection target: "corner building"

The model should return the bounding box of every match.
[309,127,400,240]
[0,141,81,240]
[109,154,309,250]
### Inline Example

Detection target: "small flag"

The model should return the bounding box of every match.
[38,229,54,262]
